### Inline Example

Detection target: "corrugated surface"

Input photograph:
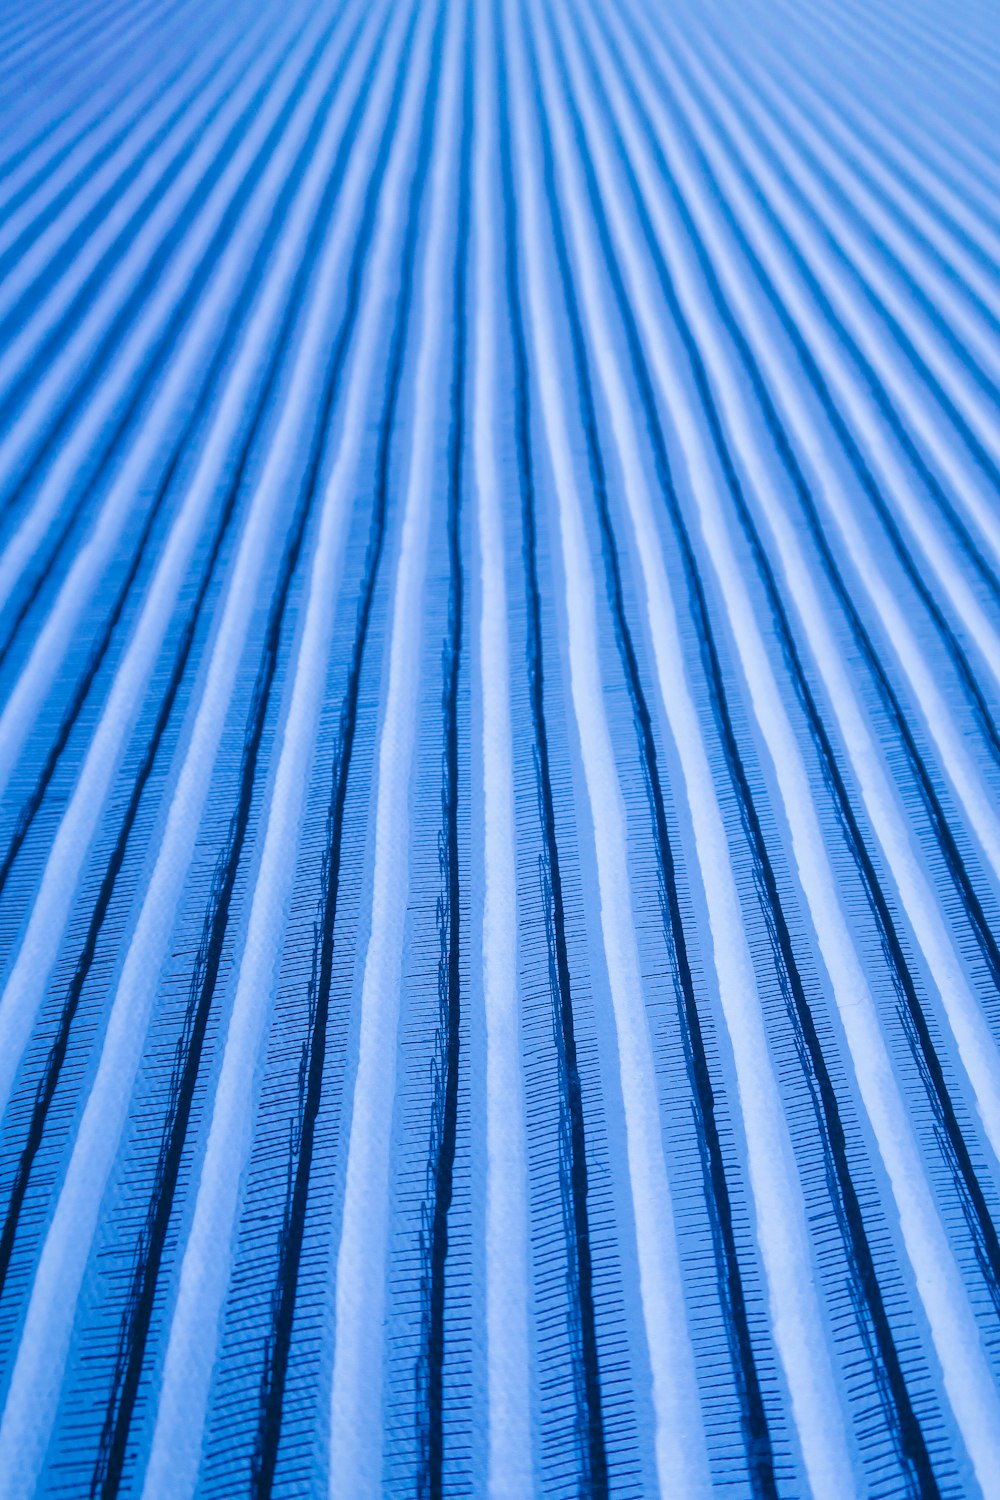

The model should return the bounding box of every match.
[0,0,998,1493]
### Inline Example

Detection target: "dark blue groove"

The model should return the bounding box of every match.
[86,9,403,1490]
[0,0,364,910]
[523,9,780,1494]
[607,0,1000,1336]
[417,12,471,1498]
[0,1,335,685]
[625,33,1000,1051]
[661,24,1000,769]
[0,4,379,1306]
[496,3,609,1492]
[0,0,319,537]
[249,5,445,1491]
[568,6,945,1491]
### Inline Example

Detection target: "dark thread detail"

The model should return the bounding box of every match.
[0,0,380,1303]
[523,8,780,1491]
[416,12,472,1497]
[496,4,608,1490]
[85,14,399,1494]
[250,6,444,1492]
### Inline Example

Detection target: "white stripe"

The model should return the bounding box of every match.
[137,5,431,1493]
[553,2,861,1491]
[509,4,712,1492]
[0,0,355,802]
[327,3,464,1492]
[574,0,1000,1180]
[621,3,1000,894]
[474,4,533,1493]
[587,3,1000,1487]
[0,0,319,612]
[0,0,372,1113]
[667,31,1000,702]
[0,18,404,1486]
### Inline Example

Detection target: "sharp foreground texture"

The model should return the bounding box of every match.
[0,0,998,1493]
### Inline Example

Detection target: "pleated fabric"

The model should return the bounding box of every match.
[0,0,999,1493]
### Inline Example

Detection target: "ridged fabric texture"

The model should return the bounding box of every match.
[0,0,999,1493]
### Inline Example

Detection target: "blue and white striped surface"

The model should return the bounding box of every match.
[0,0,999,1493]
